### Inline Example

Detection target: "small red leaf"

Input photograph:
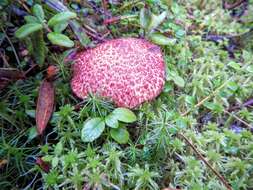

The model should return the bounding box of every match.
[46,65,59,80]
[36,79,55,135]
[36,157,50,173]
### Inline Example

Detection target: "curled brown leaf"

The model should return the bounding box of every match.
[0,68,25,80]
[36,79,55,135]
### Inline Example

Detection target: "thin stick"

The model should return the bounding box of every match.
[228,98,253,111]
[224,0,245,10]
[181,79,252,129]
[1,27,22,70]
[18,0,31,13]
[224,110,252,129]
[179,133,232,190]
[102,0,108,12]
[0,51,10,67]
[83,28,106,42]
[119,0,143,11]
[182,82,228,116]
[24,64,37,76]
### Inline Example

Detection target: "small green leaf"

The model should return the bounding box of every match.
[42,155,53,162]
[110,127,129,144]
[52,157,59,168]
[105,113,119,128]
[227,81,239,92]
[54,141,63,155]
[15,23,43,39]
[24,16,40,23]
[173,75,185,87]
[161,0,173,7]
[204,102,224,113]
[149,33,176,46]
[164,82,173,93]
[170,72,185,87]
[48,11,77,27]
[246,65,253,73]
[0,0,8,6]
[45,170,59,185]
[147,11,167,32]
[27,127,38,141]
[81,118,105,142]
[140,7,151,29]
[69,20,90,47]
[47,32,74,47]
[112,108,137,123]
[175,29,186,38]
[26,109,35,118]
[228,61,241,70]
[32,4,44,22]
[185,95,196,106]
[53,22,68,33]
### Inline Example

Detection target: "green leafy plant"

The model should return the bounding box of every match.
[1,0,253,189]
[128,164,160,190]
[15,4,76,47]
[139,6,176,46]
[81,108,136,143]
[15,4,76,66]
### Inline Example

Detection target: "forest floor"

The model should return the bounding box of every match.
[0,0,253,190]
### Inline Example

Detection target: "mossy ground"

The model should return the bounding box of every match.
[0,0,253,189]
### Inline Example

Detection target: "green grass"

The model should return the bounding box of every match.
[0,0,253,189]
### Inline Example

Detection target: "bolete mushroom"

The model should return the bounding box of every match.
[71,38,165,108]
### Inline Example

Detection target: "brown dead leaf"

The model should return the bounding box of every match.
[0,159,8,169]
[36,79,55,135]
[0,68,25,90]
[0,68,25,80]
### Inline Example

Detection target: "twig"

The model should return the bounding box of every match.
[118,0,143,12]
[178,133,232,190]
[18,0,31,13]
[181,78,252,129]
[228,98,253,111]
[224,0,246,10]
[182,81,228,116]
[102,0,108,13]
[83,24,100,36]
[24,64,38,76]
[43,0,91,46]
[1,27,22,70]
[83,28,106,42]
[0,50,10,67]
[224,110,253,130]
[103,15,138,25]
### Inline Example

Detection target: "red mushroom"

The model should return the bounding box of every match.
[71,38,165,108]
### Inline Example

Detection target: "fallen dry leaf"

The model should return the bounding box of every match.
[0,68,25,90]
[0,68,25,80]
[36,79,55,135]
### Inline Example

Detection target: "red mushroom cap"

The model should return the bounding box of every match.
[71,38,165,108]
